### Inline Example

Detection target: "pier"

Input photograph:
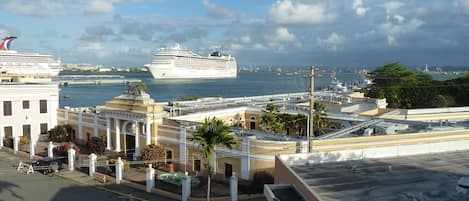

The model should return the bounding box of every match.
[53,74,141,86]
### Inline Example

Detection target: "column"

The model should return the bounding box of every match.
[145,121,152,145]
[13,136,19,154]
[230,172,238,201]
[89,153,97,176]
[106,118,111,150]
[93,115,99,137]
[65,110,69,124]
[146,164,155,192]
[179,125,187,166]
[181,172,191,201]
[133,121,141,160]
[48,141,54,158]
[241,137,250,180]
[68,148,76,171]
[114,118,121,152]
[211,151,217,173]
[78,112,83,140]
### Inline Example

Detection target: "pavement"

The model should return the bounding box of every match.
[0,149,176,201]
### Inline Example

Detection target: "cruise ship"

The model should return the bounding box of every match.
[0,36,61,82]
[145,44,237,79]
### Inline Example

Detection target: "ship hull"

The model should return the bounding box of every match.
[147,64,237,79]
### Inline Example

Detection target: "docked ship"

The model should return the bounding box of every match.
[145,44,237,79]
[0,36,61,82]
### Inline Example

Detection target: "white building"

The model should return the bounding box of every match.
[0,84,59,145]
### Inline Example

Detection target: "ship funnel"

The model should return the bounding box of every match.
[0,36,17,51]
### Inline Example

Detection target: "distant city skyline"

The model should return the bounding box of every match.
[1,0,469,67]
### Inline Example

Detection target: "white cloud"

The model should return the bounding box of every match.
[352,0,368,17]
[84,0,120,14]
[266,27,296,43]
[2,0,63,16]
[317,32,345,51]
[76,42,109,58]
[458,0,469,13]
[383,1,404,13]
[268,0,335,25]
[202,0,233,18]
[380,18,424,46]
[240,36,251,44]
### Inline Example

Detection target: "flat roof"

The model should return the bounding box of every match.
[290,151,469,201]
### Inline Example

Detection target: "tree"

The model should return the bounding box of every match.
[190,118,238,201]
[48,125,73,142]
[260,103,284,133]
[136,81,147,91]
[313,102,329,137]
[141,144,166,169]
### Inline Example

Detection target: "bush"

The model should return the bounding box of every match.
[3,137,13,148]
[141,144,165,168]
[53,142,80,159]
[87,137,106,154]
[250,171,274,193]
[48,125,72,142]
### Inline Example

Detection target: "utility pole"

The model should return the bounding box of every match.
[308,66,315,153]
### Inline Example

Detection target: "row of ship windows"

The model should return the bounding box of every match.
[2,100,48,116]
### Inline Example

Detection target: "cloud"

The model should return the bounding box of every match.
[352,0,368,17]
[317,32,345,51]
[84,0,119,14]
[458,0,469,13]
[268,0,335,25]
[1,0,64,16]
[79,25,115,42]
[383,1,404,13]
[380,17,424,46]
[75,42,109,58]
[167,27,208,43]
[266,27,296,43]
[202,0,233,18]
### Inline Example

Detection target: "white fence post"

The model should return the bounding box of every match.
[48,141,54,158]
[116,157,123,184]
[182,172,191,201]
[146,164,155,192]
[68,148,76,171]
[230,172,238,201]
[89,153,97,176]
[13,136,19,154]
[29,140,35,159]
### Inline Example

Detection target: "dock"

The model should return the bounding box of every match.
[54,79,142,86]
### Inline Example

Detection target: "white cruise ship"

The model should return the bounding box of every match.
[0,36,61,81]
[145,44,237,79]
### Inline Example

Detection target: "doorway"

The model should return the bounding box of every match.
[224,163,233,178]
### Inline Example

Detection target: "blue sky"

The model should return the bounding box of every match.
[1,0,469,68]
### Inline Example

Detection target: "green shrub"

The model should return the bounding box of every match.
[48,125,73,142]
[87,137,106,154]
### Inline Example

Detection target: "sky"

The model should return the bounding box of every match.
[1,0,469,68]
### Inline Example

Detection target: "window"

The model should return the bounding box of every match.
[166,150,173,164]
[225,163,233,178]
[194,159,201,172]
[39,100,47,113]
[4,126,12,137]
[40,123,48,135]
[3,101,12,116]
[23,125,31,139]
[22,100,29,109]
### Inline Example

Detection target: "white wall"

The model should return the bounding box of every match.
[0,84,59,143]
[280,140,469,166]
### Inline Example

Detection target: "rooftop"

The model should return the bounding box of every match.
[290,151,469,201]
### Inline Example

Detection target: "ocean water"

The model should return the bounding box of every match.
[58,71,361,108]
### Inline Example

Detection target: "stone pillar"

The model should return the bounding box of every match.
[106,118,111,150]
[89,153,97,176]
[146,164,155,192]
[68,148,76,171]
[241,137,250,180]
[230,172,238,201]
[115,157,123,184]
[78,112,83,140]
[48,141,54,158]
[29,140,35,159]
[114,118,121,152]
[13,136,19,154]
[133,122,140,160]
[93,115,99,137]
[181,172,191,201]
[65,110,69,124]
[179,125,187,166]
[145,121,152,145]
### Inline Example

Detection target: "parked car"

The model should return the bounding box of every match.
[32,157,66,175]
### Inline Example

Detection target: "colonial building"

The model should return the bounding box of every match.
[0,83,59,146]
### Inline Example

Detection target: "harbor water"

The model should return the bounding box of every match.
[59,71,361,108]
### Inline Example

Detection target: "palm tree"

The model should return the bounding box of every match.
[313,102,329,136]
[260,103,284,133]
[190,118,238,201]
